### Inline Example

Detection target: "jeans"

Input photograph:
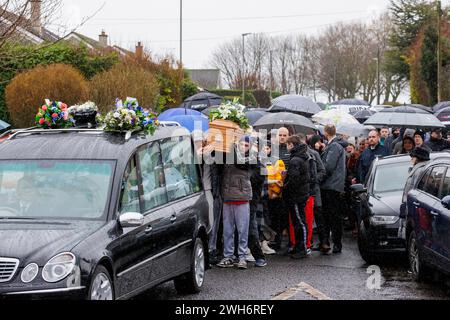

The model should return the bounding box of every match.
[223,203,250,260]
[321,190,343,247]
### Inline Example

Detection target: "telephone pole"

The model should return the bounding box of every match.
[437,0,442,103]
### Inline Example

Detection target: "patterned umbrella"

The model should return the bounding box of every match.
[312,109,360,126]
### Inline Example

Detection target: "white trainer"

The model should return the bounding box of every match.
[261,241,276,255]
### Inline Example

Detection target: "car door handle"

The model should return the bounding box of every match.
[170,215,177,223]
[144,226,153,234]
[430,211,440,217]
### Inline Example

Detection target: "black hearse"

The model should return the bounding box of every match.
[0,126,210,300]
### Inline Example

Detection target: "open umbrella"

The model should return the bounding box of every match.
[180,92,223,111]
[408,104,433,113]
[317,102,326,110]
[331,98,370,106]
[245,109,268,126]
[0,120,11,133]
[350,109,377,124]
[158,108,203,121]
[365,106,445,130]
[329,99,370,114]
[433,101,450,113]
[435,107,450,123]
[312,109,359,126]
[268,95,322,117]
[168,115,209,133]
[336,123,375,138]
[253,112,316,134]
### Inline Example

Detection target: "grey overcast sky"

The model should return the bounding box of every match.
[56,0,393,68]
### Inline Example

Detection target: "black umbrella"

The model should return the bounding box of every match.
[330,99,370,106]
[433,101,450,113]
[180,92,223,111]
[201,106,218,117]
[365,106,445,129]
[253,112,316,134]
[350,109,377,124]
[268,95,322,117]
[245,109,268,126]
[0,119,11,133]
[408,104,433,113]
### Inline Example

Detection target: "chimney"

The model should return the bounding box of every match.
[30,0,42,36]
[135,41,144,60]
[99,30,108,47]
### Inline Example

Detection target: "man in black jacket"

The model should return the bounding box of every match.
[284,135,310,259]
[426,128,450,152]
[356,130,389,184]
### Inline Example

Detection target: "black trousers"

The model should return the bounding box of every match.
[268,198,288,247]
[248,201,265,260]
[320,190,343,247]
[287,201,307,254]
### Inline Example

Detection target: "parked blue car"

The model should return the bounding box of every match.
[406,156,450,281]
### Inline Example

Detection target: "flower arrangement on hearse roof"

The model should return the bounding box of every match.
[207,98,249,153]
[97,97,159,135]
[35,99,74,129]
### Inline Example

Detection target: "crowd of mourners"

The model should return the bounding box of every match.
[193,125,450,270]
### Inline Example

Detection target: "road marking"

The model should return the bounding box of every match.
[272,282,332,301]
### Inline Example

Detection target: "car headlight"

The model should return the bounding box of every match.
[42,253,76,283]
[21,263,39,283]
[370,216,400,226]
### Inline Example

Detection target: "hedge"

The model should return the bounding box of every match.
[0,43,119,125]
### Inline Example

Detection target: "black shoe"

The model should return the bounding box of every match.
[290,251,307,260]
[333,245,342,254]
[283,247,295,256]
[311,243,322,252]
[320,244,332,255]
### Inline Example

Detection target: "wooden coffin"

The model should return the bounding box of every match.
[207,119,245,153]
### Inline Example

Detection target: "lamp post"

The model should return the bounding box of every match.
[437,0,442,103]
[180,0,183,68]
[242,33,252,105]
[373,47,381,105]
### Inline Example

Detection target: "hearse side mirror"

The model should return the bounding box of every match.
[441,196,450,210]
[119,212,144,228]
[351,184,367,194]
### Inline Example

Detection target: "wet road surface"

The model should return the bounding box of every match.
[136,234,450,300]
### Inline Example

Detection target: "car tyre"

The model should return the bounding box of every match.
[174,238,205,295]
[88,265,115,300]
[357,221,379,265]
[408,231,431,282]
